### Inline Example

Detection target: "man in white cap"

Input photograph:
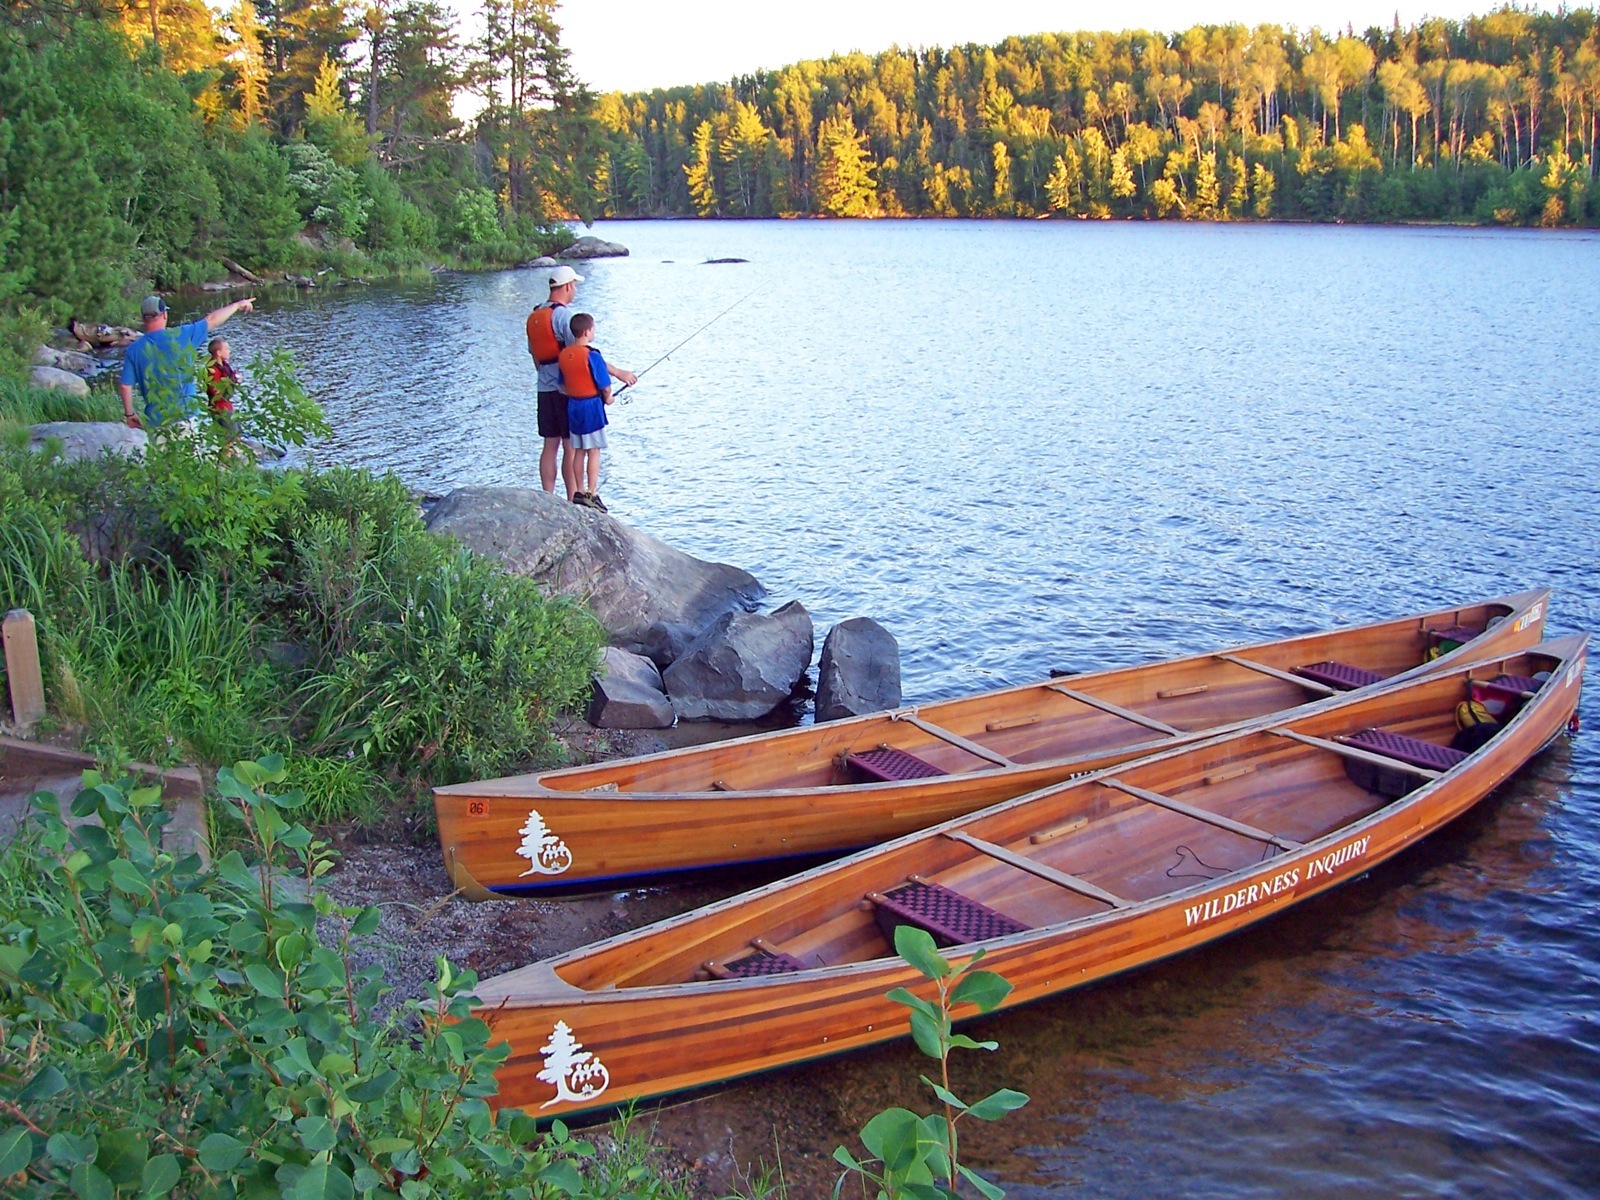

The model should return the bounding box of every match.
[526,265,636,501]
[119,294,255,431]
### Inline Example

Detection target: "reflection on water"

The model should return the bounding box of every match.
[202,221,1600,1197]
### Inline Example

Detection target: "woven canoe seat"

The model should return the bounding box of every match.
[709,946,807,979]
[1488,674,1540,695]
[1294,661,1387,691]
[1429,625,1483,648]
[872,880,1029,948]
[1344,728,1467,773]
[847,746,947,783]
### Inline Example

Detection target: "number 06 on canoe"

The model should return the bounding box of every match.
[433,590,1549,895]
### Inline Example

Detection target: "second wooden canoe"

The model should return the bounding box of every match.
[470,634,1586,1117]
[435,590,1549,895]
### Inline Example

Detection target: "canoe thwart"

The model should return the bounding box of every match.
[1215,653,1339,695]
[846,745,948,783]
[1046,684,1184,736]
[870,879,1031,948]
[945,830,1134,909]
[1099,777,1303,852]
[891,713,1017,768]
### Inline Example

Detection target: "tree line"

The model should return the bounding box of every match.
[0,0,606,323]
[593,6,1600,226]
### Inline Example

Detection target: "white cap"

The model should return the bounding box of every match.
[549,265,584,288]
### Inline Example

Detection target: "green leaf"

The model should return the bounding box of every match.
[350,906,382,937]
[535,1161,584,1195]
[294,1117,337,1153]
[886,986,941,1023]
[108,859,150,894]
[197,1133,247,1172]
[919,1076,968,1111]
[276,931,308,971]
[947,1034,999,1052]
[19,1065,67,1102]
[94,1129,148,1185]
[0,1126,34,1177]
[366,1138,413,1157]
[894,925,951,980]
[858,1108,923,1175]
[963,1087,1030,1121]
[285,1159,353,1200]
[908,1007,946,1060]
[70,1161,114,1200]
[950,969,1012,1013]
[244,962,283,996]
[48,1132,97,1166]
[140,1153,182,1197]
[958,1162,1007,1199]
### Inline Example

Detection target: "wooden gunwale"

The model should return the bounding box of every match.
[472,636,1584,1116]
[437,591,1549,895]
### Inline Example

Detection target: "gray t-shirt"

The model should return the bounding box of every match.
[534,302,574,394]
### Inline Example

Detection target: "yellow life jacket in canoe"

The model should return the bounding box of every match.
[558,342,602,399]
[527,304,564,365]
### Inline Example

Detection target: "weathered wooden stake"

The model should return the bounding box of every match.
[3,610,46,729]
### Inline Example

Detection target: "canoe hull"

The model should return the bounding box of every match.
[438,592,1549,894]
[473,638,1583,1118]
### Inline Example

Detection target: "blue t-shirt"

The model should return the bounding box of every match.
[567,347,611,435]
[120,319,211,425]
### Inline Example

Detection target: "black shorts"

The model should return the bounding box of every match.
[537,390,569,439]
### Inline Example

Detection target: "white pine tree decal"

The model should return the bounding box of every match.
[536,1020,611,1108]
[515,807,573,876]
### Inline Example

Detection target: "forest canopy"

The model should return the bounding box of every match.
[593,6,1600,226]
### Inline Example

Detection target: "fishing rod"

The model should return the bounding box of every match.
[614,286,760,403]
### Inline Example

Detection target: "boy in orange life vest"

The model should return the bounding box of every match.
[556,312,613,511]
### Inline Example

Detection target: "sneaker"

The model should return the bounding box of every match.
[571,492,588,505]
[587,493,609,512]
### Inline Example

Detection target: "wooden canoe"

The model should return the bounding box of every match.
[435,591,1549,895]
[471,634,1586,1118]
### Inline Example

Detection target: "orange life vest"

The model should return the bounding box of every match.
[527,304,564,365]
[558,342,601,399]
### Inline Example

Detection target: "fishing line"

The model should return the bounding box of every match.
[614,286,761,404]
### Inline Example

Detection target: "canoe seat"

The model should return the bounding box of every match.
[847,746,947,783]
[1488,673,1540,695]
[1293,661,1387,691]
[870,880,1029,949]
[705,945,807,980]
[1340,728,1467,799]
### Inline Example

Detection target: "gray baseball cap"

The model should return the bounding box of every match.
[140,295,167,317]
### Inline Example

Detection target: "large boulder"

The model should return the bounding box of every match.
[815,618,902,722]
[424,487,764,650]
[558,236,629,260]
[29,366,89,396]
[664,601,815,722]
[28,422,146,462]
[33,345,98,374]
[588,647,674,729]
[519,256,558,268]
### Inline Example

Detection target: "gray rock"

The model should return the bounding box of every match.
[32,345,97,374]
[520,256,559,268]
[558,236,629,260]
[664,600,814,722]
[815,618,902,722]
[29,366,89,396]
[424,487,764,650]
[28,422,146,461]
[638,620,697,670]
[588,647,674,729]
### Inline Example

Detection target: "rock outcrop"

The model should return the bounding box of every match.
[29,366,89,396]
[815,618,902,722]
[663,601,814,722]
[519,256,559,268]
[28,422,146,462]
[588,647,675,729]
[33,346,99,375]
[424,487,763,652]
[558,236,629,260]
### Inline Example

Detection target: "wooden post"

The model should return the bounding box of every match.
[3,610,45,729]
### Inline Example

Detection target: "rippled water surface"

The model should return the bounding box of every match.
[225,220,1600,1196]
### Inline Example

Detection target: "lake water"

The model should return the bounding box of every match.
[227,220,1600,1197]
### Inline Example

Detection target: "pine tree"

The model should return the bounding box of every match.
[814,113,879,216]
[227,0,271,128]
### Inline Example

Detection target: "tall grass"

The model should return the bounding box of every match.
[0,374,122,442]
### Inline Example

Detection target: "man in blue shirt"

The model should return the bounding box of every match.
[120,294,256,430]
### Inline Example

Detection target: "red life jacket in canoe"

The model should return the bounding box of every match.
[558,342,602,399]
[526,303,564,365]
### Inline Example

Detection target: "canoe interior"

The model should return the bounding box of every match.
[518,642,1573,994]
[489,598,1531,797]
